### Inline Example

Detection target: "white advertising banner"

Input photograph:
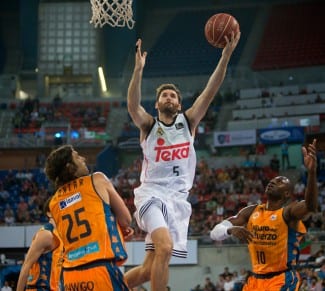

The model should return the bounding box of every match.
[214,130,256,147]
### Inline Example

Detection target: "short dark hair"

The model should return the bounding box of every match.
[156,83,182,103]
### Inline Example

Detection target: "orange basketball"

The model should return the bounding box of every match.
[204,13,240,48]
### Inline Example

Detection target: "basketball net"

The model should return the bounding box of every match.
[90,0,135,29]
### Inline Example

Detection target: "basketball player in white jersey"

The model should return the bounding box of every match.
[125,32,240,291]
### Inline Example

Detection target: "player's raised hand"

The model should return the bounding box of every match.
[302,139,317,173]
[135,39,147,70]
[223,31,241,55]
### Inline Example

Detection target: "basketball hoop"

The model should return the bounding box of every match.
[90,0,135,29]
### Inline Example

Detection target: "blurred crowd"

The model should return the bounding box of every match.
[11,96,107,133]
[1,158,325,243]
[0,169,51,225]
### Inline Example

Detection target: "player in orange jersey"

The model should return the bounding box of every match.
[210,139,318,291]
[16,197,63,291]
[45,145,133,290]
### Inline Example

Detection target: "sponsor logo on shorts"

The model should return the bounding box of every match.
[67,242,99,261]
[59,192,81,210]
[64,281,94,291]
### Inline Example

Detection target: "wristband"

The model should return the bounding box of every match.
[210,220,233,241]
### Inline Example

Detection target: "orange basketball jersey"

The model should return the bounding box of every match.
[27,223,63,291]
[247,204,305,274]
[49,175,128,269]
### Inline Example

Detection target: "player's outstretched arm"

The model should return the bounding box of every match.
[288,139,318,220]
[127,39,153,136]
[186,31,240,131]
[303,139,318,211]
[16,230,54,291]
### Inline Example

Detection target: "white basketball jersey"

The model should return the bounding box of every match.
[136,113,196,200]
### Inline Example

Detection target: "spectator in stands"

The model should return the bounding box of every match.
[223,274,235,291]
[16,196,30,223]
[188,188,201,210]
[223,193,237,216]
[306,246,325,265]
[4,204,15,226]
[205,192,218,214]
[3,170,16,189]
[35,153,46,168]
[191,284,204,291]
[255,139,266,155]
[247,187,262,206]
[124,31,240,291]
[235,268,249,290]
[78,123,87,138]
[294,178,306,199]
[317,150,325,171]
[204,277,216,291]
[316,262,325,280]
[319,186,325,212]
[220,266,233,280]
[210,139,318,290]
[241,154,254,168]
[52,94,62,109]
[215,274,225,291]
[253,155,263,169]
[299,277,309,291]
[269,154,280,173]
[1,281,12,291]
[315,94,322,103]
[0,184,10,201]
[281,140,291,170]
[309,276,319,290]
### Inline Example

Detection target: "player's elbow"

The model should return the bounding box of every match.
[127,104,139,119]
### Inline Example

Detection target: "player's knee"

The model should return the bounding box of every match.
[155,241,173,259]
[140,266,151,282]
